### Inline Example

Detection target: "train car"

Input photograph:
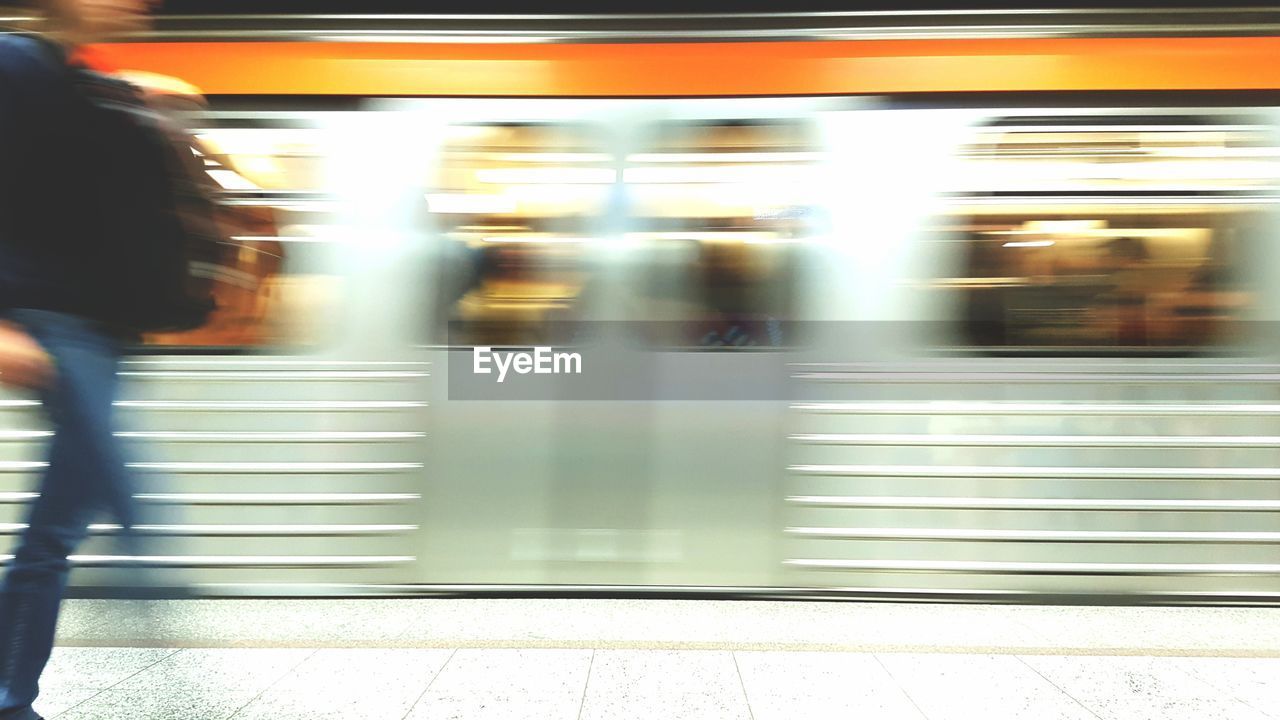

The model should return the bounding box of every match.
[3,7,1280,601]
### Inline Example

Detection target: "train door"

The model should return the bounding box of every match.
[375,98,834,589]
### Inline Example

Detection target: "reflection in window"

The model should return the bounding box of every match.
[430,124,608,346]
[626,120,815,348]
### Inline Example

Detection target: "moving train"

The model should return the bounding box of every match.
[3,7,1280,601]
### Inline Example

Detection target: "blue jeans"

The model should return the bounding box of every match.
[0,310,134,718]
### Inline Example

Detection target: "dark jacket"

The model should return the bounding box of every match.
[0,34,103,319]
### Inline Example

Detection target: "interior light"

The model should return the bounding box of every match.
[205,170,259,191]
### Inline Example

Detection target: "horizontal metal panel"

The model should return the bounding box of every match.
[115,400,426,411]
[785,559,1280,576]
[792,464,1280,480]
[0,462,50,472]
[0,461,425,474]
[0,429,426,443]
[792,402,1280,416]
[119,359,429,367]
[115,431,424,443]
[787,496,1280,512]
[119,370,428,381]
[2,492,418,505]
[0,523,417,536]
[794,372,1280,384]
[0,493,37,504]
[129,461,422,473]
[791,434,1280,448]
[136,492,420,505]
[0,554,414,568]
[0,401,41,411]
[791,361,1280,373]
[0,431,52,441]
[787,527,1280,543]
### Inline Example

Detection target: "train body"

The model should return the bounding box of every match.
[4,9,1280,600]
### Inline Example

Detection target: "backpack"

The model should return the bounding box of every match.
[65,62,220,333]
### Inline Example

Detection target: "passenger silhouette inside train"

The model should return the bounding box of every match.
[1097,236,1155,346]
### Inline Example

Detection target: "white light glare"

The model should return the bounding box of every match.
[1002,240,1056,248]
[425,193,518,214]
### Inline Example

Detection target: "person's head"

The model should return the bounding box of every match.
[41,0,158,44]
[1105,236,1150,269]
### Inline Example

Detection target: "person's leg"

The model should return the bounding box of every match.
[0,431,96,717]
[0,310,129,717]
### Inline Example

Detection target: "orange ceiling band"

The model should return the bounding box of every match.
[88,37,1280,97]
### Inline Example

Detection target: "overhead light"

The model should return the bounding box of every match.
[475,168,617,184]
[622,166,811,184]
[1024,220,1105,233]
[1002,240,1056,248]
[485,152,611,163]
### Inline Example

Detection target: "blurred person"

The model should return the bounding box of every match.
[0,2,169,719]
[1100,236,1154,346]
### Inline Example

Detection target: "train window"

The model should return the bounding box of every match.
[140,119,340,349]
[946,206,1257,350]
[429,123,608,346]
[625,120,815,348]
[940,116,1272,353]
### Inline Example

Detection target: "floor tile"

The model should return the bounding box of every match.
[114,648,314,693]
[1023,655,1274,720]
[578,650,751,720]
[735,651,925,720]
[34,685,100,719]
[405,649,591,720]
[1174,657,1280,719]
[232,649,453,720]
[52,688,259,720]
[42,647,177,690]
[878,653,1098,720]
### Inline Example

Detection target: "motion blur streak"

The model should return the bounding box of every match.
[3,10,1280,603]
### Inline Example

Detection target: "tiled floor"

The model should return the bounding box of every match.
[31,647,1280,720]
[22,599,1280,719]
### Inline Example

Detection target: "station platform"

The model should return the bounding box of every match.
[32,598,1280,719]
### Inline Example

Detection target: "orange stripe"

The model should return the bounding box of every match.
[87,37,1280,96]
